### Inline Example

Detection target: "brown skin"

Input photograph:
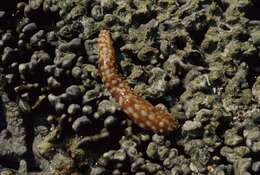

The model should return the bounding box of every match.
[97,30,179,133]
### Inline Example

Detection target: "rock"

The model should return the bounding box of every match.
[72,115,92,133]
[22,23,37,35]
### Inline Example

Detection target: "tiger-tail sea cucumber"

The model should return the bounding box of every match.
[97,30,179,133]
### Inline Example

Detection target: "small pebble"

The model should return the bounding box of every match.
[66,85,82,99]
[104,115,117,129]
[67,104,81,115]
[72,115,92,133]
[22,22,37,35]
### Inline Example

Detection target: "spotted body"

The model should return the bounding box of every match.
[97,30,179,133]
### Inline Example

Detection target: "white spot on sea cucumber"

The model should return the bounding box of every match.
[119,96,123,105]
[104,69,111,75]
[159,121,165,128]
[126,106,134,114]
[111,79,118,85]
[134,104,141,110]
[106,72,113,79]
[146,121,152,127]
[105,82,110,87]
[132,112,139,119]
[140,110,148,117]
[102,47,109,56]
[110,87,117,94]
[103,63,110,70]
[118,83,125,88]
[139,123,145,128]
[147,113,155,120]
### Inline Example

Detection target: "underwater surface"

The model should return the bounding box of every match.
[0,0,260,174]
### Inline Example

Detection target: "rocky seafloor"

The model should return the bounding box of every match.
[0,0,260,174]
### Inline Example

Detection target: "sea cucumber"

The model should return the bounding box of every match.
[97,30,179,133]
